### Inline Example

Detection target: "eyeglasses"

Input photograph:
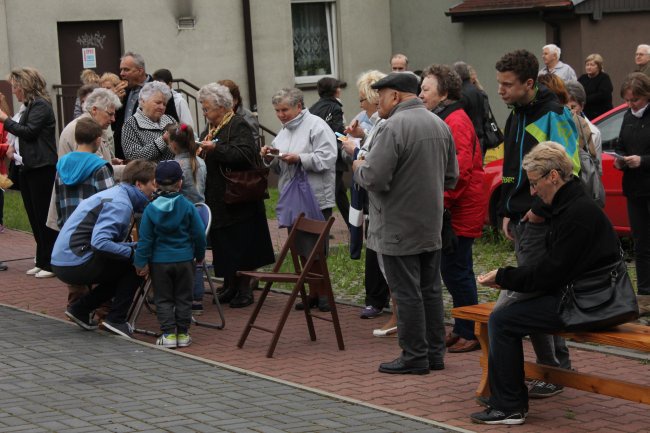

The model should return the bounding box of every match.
[529,170,551,189]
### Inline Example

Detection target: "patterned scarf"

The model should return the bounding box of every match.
[205,110,234,141]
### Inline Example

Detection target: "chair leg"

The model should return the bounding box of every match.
[324,281,345,350]
[300,283,317,341]
[237,281,273,349]
[192,263,225,329]
[267,283,307,358]
[127,278,160,337]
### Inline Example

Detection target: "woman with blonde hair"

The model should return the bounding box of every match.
[577,53,613,120]
[473,141,622,425]
[0,67,58,278]
[341,70,397,334]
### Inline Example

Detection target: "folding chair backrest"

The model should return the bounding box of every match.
[281,213,334,277]
[195,203,212,237]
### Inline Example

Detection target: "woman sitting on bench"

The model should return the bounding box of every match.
[471,141,621,425]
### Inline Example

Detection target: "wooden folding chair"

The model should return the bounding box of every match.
[237,213,344,358]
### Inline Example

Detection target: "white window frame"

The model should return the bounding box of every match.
[291,0,339,85]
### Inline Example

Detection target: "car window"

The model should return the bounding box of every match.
[595,109,625,151]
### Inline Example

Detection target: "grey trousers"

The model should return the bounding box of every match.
[495,220,571,369]
[382,251,445,367]
[151,261,194,334]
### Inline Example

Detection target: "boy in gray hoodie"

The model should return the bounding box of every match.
[134,160,206,348]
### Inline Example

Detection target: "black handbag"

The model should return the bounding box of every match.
[218,123,269,204]
[558,256,639,332]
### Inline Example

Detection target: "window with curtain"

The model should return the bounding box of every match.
[292,1,338,84]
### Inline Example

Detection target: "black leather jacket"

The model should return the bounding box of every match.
[3,97,57,171]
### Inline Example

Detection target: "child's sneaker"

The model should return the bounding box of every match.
[156,333,177,348]
[191,303,204,316]
[177,333,192,348]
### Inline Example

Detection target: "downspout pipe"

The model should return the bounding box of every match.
[242,0,257,112]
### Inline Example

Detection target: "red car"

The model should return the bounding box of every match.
[484,104,630,236]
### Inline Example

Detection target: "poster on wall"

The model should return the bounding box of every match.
[82,48,96,68]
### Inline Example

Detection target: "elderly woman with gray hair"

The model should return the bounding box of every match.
[121,81,175,162]
[260,87,337,311]
[198,82,274,309]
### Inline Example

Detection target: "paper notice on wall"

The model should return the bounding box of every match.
[82,48,96,68]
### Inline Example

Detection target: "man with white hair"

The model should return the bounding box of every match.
[634,44,650,77]
[538,44,577,82]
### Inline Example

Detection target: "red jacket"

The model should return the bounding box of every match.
[440,104,486,238]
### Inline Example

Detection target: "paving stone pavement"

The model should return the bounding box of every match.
[0,305,455,433]
[1,227,649,433]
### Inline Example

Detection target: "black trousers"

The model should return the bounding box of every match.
[382,251,445,367]
[335,171,350,228]
[53,254,142,324]
[364,247,389,309]
[19,166,58,271]
[488,294,564,412]
[627,196,650,295]
[151,261,194,334]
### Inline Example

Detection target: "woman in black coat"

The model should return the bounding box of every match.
[577,54,613,120]
[0,68,58,278]
[471,142,620,425]
[197,82,274,308]
[615,72,650,316]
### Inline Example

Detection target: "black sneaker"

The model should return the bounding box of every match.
[470,408,526,425]
[65,307,98,331]
[102,320,133,338]
[475,396,529,416]
[528,380,564,398]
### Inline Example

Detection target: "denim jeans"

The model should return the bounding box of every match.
[193,266,204,302]
[441,236,478,340]
[627,197,650,295]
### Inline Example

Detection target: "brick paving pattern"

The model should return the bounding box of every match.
[0,226,648,432]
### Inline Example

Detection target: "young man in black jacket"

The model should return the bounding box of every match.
[494,49,581,401]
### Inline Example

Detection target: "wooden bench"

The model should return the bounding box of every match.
[452,302,650,405]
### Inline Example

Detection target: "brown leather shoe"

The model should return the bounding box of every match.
[448,338,480,353]
[445,332,459,347]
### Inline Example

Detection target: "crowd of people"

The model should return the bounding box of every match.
[0,42,648,426]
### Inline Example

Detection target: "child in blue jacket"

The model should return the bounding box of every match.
[134,160,206,348]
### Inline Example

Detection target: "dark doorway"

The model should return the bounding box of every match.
[56,20,122,128]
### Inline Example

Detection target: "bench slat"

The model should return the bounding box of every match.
[452,303,650,352]
[524,362,650,405]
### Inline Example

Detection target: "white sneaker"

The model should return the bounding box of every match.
[35,270,56,278]
[26,267,41,275]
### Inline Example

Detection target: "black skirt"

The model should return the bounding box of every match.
[210,211,275,278]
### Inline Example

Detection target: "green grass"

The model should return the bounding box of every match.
[3,190,31,232]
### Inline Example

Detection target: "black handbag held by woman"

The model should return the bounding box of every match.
[558,253,639,332]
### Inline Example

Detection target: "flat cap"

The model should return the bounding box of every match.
[370,72,419,94]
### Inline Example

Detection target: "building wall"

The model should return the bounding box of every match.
[561,12,650,107]
[389,1,546,125]
[0,0,391,138]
